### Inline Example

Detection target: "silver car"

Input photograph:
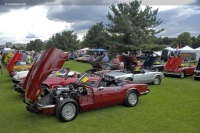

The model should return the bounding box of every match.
[104,70,163,85]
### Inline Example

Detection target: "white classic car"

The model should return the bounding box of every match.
[12,70,29,84]
[103,69,164,85]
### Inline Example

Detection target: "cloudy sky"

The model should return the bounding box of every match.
[0,0,200,45]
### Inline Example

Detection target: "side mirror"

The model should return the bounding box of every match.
[98,86,104,91]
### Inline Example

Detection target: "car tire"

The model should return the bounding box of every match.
[125,77,133,81]
[152,76,161,85]
[194,77,199,80]
[180,71,185,78]
[124,91,138,107]
[56,99,79,122]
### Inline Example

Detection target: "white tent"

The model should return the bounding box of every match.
[3,48,13,51]
[154,51,162,56]
[164,46,176,51]
[178,46,195,53]
[195,47,200,50]
[195,47,200,61]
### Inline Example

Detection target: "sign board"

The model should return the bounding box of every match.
[178,52,196,61]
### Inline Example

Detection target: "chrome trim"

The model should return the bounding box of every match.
[140,89,150,95]
[163,71,179,76]
[37,104,55,109]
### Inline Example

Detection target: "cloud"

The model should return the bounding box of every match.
[46,5,109,27]
[0,0,55,5]
[0,0,200,45]
[26,33,38,39]
[0,5,71,44]
[156,5,200,37]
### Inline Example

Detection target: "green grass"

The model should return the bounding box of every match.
[0,60,200,133]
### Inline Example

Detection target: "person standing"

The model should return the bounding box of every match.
[103,54,109,63]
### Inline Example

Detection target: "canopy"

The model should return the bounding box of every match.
[164,46,175,51]
[195,47,200,61]
[179,46,194,50]
[195,47,200,50]
[3,48,13,51]
[91,48,107,52]
[154,51,162,56]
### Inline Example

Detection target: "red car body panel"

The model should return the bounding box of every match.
[7,51,22,74]
[164,57,184,72]
[24,47,68,103]
[15,69,78,93]
[42,76,78,88]
[164,57,195,76]
[74,76,148,112]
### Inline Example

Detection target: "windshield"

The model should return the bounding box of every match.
[51,68,69,78]
[78,73,101,87]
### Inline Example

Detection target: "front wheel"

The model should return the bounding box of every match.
[180,71,185,78]
[124,91,138,107]
[152,76,161,85]
[56,99,79,122]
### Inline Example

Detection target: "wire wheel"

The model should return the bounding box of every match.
[61,103,76,120]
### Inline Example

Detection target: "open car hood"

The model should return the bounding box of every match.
[7,51,22,73]
[142,55,158,69]
[24,47,68,103]
[195,58,200,70]
[90,55,105,69]
[118,55,137,63]
[164,57,184,71]
[118,54,138,68]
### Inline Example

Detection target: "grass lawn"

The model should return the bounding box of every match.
[0,60,200,133]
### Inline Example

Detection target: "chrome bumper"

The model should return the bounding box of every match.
[140,88,150,95]
[163,71,179,76]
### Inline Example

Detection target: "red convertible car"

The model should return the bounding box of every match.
[14,68,81,94]
[163,57,195,78]
[24,47,150,122]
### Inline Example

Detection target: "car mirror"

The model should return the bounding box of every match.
[98,86,104,91]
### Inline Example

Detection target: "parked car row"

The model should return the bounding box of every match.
[3,47,200,123]
[4,47,150,122]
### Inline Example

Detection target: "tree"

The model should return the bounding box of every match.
[106,0,164,54]
[26,39,44,52]
[82,22,109,49]
[192,34,200,48]
[196,34,200,48]
[177,32,192,47]
[46,31,79,51]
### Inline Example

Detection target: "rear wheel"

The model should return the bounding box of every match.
[152,76,161,85]
[180,71,185,78]
[56,99,79,122]
[124,91,138,107]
